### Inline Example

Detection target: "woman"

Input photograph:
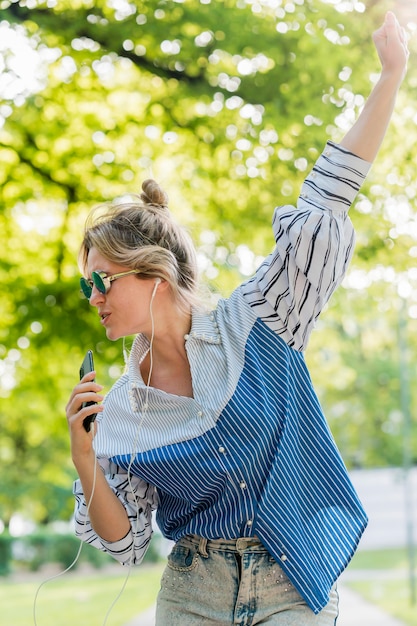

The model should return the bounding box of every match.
[66,12,408,625]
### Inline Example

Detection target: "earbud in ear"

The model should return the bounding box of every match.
[151,277,161,298]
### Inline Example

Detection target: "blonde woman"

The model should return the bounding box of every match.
[66,12,408,625]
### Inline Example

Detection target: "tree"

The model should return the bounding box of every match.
[0,0,416,525]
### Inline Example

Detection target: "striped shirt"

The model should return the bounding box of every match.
[73,141,370,614]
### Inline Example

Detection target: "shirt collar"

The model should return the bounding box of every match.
[184,308,222,345]
[128,334,150,387]
[127,308,222,385]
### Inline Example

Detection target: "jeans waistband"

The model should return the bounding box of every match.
[179,534,266,557]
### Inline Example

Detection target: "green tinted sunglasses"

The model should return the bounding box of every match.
[80,270,141,299]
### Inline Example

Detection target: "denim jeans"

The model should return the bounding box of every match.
[155,535,339,625]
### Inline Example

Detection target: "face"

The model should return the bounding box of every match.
[85,247,157,341]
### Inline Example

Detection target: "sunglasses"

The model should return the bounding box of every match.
[80,269,141,299]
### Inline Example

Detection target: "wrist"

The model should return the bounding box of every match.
[378,66,406,89]
[72,447,96,471]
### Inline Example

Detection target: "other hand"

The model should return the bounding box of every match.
[373,11,409,83]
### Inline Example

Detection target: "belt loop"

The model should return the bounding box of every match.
[197,537,209,558]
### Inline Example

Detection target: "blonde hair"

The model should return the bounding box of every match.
[79,179,200,312]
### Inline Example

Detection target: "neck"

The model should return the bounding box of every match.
[140,307,193,396]
[144,305,192,361]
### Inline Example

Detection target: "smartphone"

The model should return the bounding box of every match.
[79,350,97,432]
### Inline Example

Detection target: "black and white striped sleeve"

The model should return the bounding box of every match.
[242,141,371,351]
[73,462,158,566]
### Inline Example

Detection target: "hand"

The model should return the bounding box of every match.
[65,370,104,457]
[372,11,409,83]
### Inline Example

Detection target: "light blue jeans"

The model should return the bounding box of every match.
[155,535,339,625]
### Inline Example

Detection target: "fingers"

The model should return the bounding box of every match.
[374,11,402,36]
[385,11,407,46]
[80,369,97,384]
[66,385,103,415]
[65,374,104,427]
[372,10,409,80]
[373,11,399,43]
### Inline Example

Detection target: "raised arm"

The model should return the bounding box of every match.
[340,11,409,162]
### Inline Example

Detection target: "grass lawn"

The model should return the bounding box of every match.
[0,563,164,626]
[348,579,416,625]
[348,546,410,570]
[345,547,416,626]
[3,548,416,625]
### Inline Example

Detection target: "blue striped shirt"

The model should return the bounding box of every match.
[73,141,370,614]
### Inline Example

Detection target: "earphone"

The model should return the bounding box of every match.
[152,277,161,297]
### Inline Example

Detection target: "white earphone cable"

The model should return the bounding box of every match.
[33,280,159,626]
[33,421,99,625]
[101,279,158,625]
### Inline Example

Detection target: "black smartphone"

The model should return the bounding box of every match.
[79,350,97,432]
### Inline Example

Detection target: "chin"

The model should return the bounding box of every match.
[105,328,121,341]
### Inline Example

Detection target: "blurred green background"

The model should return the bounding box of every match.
[0,0,416,623]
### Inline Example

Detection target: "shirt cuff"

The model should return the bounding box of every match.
[99,529,133,558]
[327,140,372,175]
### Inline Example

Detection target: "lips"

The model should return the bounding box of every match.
[99,312,110,325]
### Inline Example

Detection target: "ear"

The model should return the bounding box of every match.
[152,277,168,296]
[151,278,160,297]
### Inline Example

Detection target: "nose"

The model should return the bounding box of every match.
[89,284,105,306]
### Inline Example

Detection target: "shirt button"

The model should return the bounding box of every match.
[239,481,246,489]
[280,554,288,562]
[184,333,190,340]
[246,519,253,527]
[197,410,203,417]
[218,446,226,453]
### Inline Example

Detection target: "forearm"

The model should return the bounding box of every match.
[74,452,131,542]
[340,71,402,162]
[340,11,408,163]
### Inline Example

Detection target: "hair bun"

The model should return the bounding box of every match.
[141,179,169,209]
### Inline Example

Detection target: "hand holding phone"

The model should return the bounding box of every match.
[79,350,97,432]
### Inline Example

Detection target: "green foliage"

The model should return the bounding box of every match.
[0,0,416,528]
[0,533,12,575]
[307,278,417,468]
